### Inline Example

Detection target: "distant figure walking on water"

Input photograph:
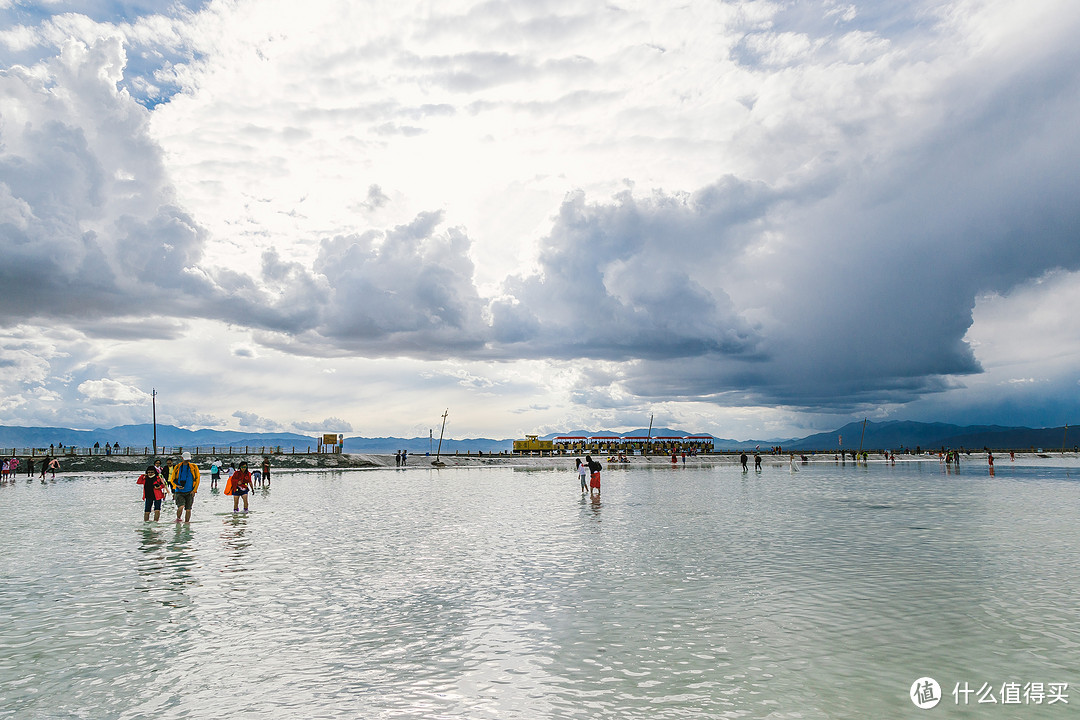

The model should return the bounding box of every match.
[169,452,201,523]
[261,457,271,487]
[210,459,222,489]
[225,461,253,513]
[586,455,603,496]
[754,453,762,471]
[40,455,58,480]
[740,453,748,471]
[137,465,167,521]
[576,458,589,493]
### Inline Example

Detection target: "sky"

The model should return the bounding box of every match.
[1,0,1078,441]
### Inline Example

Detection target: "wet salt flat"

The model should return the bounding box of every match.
[1,459,1079,719]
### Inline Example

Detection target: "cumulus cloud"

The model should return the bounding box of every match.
[250,211,489,357]
[488,183,772,361]
[0,37,211,324]
[0,1,203,105]
[77,378,151,404]
[293,417,353,432]
[231,410,281,431]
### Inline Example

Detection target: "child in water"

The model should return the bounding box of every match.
[225,461,253,512]
[137,465,168,521]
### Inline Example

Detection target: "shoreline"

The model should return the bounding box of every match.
[16,450,1079,474]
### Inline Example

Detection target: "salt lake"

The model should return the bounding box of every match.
[1,458,1078,718]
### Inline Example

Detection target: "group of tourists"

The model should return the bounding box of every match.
[137,454,272,522]
[0,455,60,481]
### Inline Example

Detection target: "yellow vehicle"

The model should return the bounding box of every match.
[513,435,554,456]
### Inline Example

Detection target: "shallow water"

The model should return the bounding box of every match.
[1,459,1079,719]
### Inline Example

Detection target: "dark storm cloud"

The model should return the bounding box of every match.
[577,76,1080,411]
[487,181,777,361]
[79,317,188,341]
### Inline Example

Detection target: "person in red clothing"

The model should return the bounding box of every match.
[137,465,168,521]
[586,454,603,496]
[225,461,253,513]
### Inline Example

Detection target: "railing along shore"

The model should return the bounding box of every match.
[1,445,319,457]
[2,447,1076,459]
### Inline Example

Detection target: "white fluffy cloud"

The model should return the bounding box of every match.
[0,36,209,323]
[77,378,151,404]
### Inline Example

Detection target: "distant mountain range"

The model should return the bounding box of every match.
[0,421,1072,454]
[784,420,1073,453]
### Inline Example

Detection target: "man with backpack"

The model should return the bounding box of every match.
[169,452,201,523]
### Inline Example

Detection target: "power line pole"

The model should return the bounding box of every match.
[433,409,448,465]
[152,388,158,455]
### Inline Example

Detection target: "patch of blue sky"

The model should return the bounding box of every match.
[730,0,931,68]
[122,45,197,109]
[768,0,932,40]
[3,0,211,24]
[0,1,209,107]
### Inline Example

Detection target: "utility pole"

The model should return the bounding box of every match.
[152,388,158,455]
[433,410,448,465]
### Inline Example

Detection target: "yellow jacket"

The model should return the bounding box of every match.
[169,461,201,493]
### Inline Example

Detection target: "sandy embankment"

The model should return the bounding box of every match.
[22,449,1080,474]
